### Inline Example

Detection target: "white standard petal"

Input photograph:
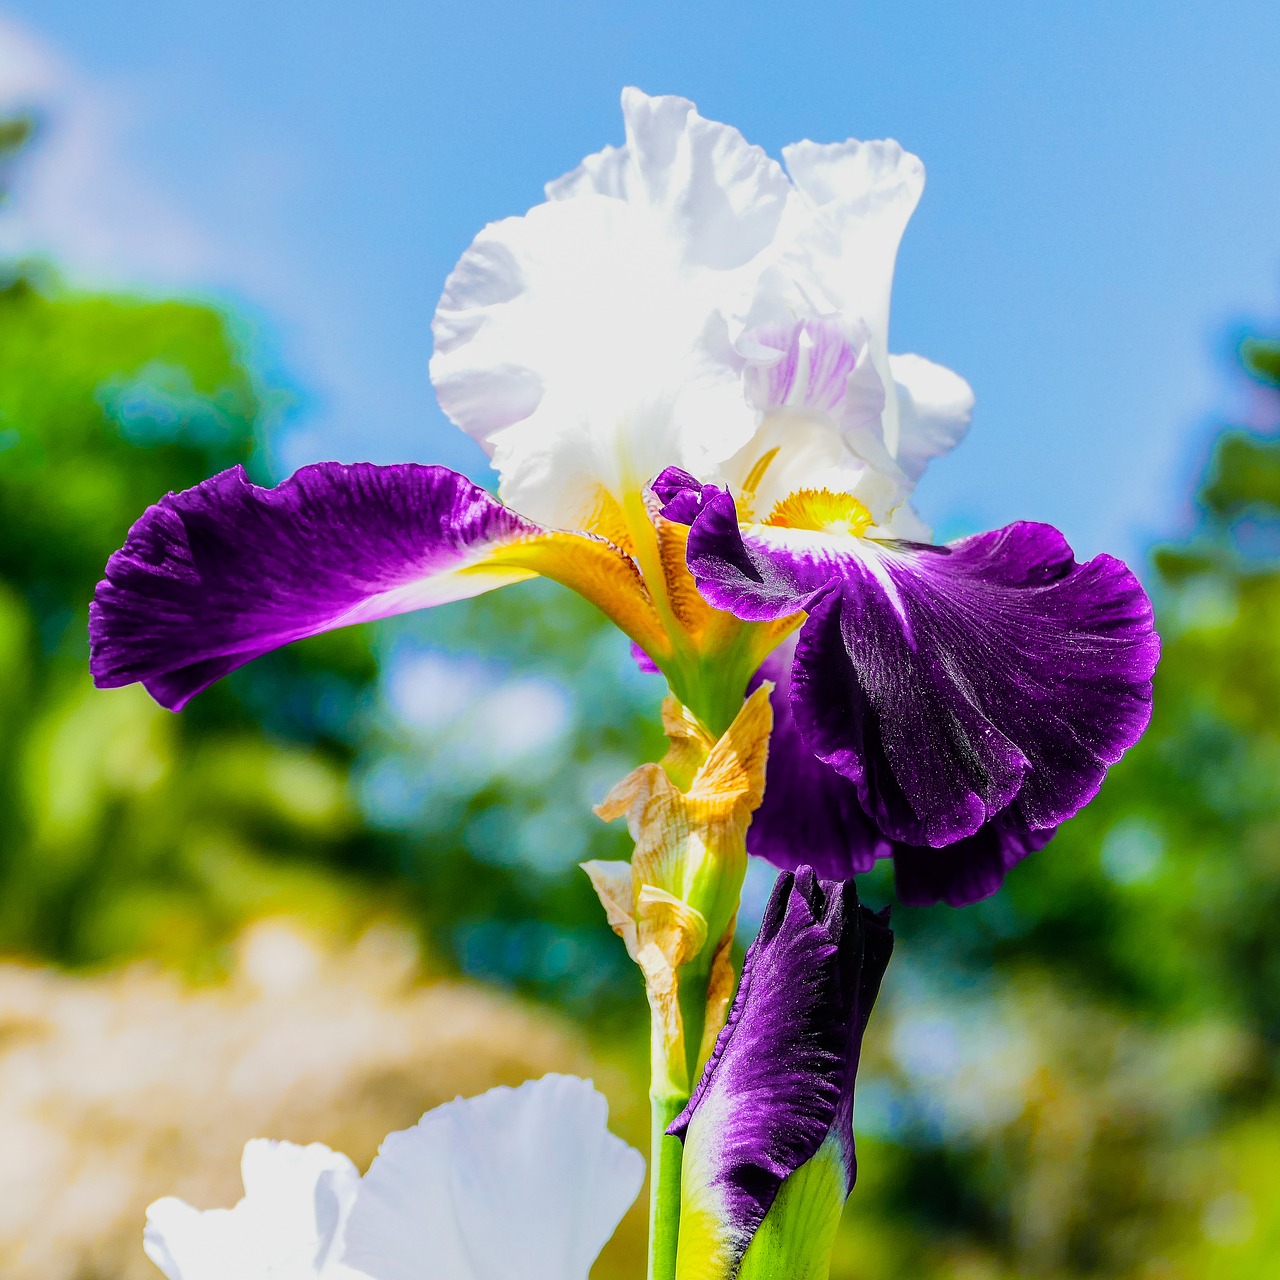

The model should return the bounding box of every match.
[721,315,913,526]
[144,1140,362,1280]
[341,1074,644,1280]
[431,89,791,534]
[779,138,924,346]
[777,138,925,461]
[889,352,975,481]
[549,87,792,271]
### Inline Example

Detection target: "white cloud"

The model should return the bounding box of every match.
[0,14,211,286]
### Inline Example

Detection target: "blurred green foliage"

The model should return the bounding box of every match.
[0,263,394,971]
[3,117,1280,1278]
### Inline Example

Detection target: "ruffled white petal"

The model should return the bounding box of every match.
[779,139,924,351]
[342,1074,644,1280]
[729,139,968,512]
[549,87,792,271]
[782,141,924,465]
[433,90,973,534]
[889,352,975,481]
[144,1140,362,1280]
[431,89,790,532]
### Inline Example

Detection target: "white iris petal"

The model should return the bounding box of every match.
[342,1074,644,1280]
[144,1140,362,1280]
[432,90,790,533]
[739,138,973,537]
[889,353,977,483]
[431,87,971,544]
[142,1077,641,1280]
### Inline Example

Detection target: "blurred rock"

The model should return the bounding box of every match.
[0,918,594,1280]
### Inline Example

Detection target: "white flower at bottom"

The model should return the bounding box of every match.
[143,1076,644,1280]
[145,1140,361,1280]
[344,1074,644,1280]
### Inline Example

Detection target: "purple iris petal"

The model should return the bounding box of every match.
[677,481,1158,848]
[668,868,892,1260]
[749,644,1057,906]
[890,819,1055,907]
[829,889,893,1184]
[629,641,661,675]
[747,644,890,880]
[652,465,720,526]
[90,462,537,711]
[651,466,702,509]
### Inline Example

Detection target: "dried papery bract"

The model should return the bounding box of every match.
[585,685,772,1280]
[586,685,772,1098]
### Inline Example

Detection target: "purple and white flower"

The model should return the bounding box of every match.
[144,1075,643,1280]
[90,87,1158,905]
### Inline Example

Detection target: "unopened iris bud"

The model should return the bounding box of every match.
[584,684,773,1098]
[668,867,892,1280]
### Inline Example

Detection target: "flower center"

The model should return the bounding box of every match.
[764,488,874,537]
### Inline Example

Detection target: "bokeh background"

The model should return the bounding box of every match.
[1,3,1279,1277]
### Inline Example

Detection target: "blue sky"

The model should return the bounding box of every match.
[3,0,1279,566]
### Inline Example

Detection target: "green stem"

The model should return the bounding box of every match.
[648,957,714,1280]
[648,1091,687,1280]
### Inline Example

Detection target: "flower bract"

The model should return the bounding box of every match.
[585,685,774,1098]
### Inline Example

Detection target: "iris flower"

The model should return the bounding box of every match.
[103,88,1159,1280]
[144,1075,643,1280]
[89,88,1157,905]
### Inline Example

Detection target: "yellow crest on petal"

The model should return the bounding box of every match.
[765,488,874,537]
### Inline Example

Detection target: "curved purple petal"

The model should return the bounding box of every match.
[683,489,1158,847]
[747,643,890,879]
[890,819,1055,907]
[628,640,661,675]
[829,898,893,1182]
[90,463,541,711]
[651,466,708,522]
[668,868,892,1267]
[748,642,1058,906]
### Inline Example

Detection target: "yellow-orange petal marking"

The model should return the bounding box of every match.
[765,488,874,537]
[481,528,674,664]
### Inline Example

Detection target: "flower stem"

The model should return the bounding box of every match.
[648,1091,686,1280]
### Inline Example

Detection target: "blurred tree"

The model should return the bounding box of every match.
[0,114,35,202]
[0,124,392,968]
